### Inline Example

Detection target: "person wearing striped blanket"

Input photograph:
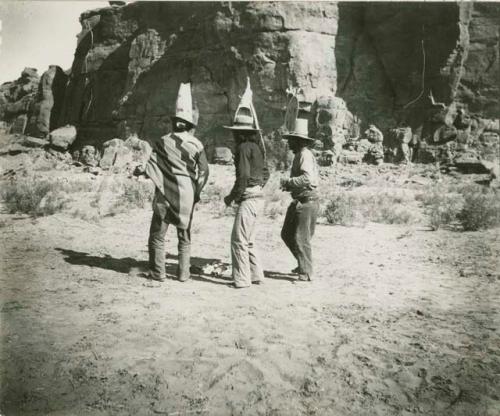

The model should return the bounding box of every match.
[134,83,209,282]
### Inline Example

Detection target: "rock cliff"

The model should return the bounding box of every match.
[58,1,339,154]
[0,1,498,164]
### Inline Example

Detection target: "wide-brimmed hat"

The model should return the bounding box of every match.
[224,78,261,131]
[174,82,199,126]
[283,118,315,141]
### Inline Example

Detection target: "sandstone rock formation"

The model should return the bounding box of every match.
[58,1,339,153]
[0,2,498,169]
[26,66,69,138]
[0,68,40,134]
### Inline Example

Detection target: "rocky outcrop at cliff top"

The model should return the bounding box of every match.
[0,68,39,134]
[0,66,67,137]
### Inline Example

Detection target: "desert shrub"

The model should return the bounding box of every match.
[358,189,417,225]
[416,187,463,230]
[118,179,154,208]
[457,185,500,231]
[1,177,69,216]
[71,207,100,222]
[323,188,418,226]
[60,179,94,193]
[323,192,357,226]
[200,183,226,205]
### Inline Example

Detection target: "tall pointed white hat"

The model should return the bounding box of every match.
[174,82,198,126]
[224,77,261,131]
[283,93,314,141]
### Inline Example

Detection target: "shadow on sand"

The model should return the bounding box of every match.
[56,248,231,285]
[56,248,299,285]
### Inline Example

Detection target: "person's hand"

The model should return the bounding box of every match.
[223,195,232,207]
[132,165,144,177]
[280,177,289,190]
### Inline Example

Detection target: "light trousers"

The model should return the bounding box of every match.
[231,197,265,287]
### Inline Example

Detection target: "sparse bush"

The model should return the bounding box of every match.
[417,187,463,230]
[118,179,154,208]
[457,185,500,231]
[323,188,418,226]
[323,192,357,226]
[1,178,69,216]
[200,183,226,205]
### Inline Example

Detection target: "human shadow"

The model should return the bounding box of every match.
[56,248,232,285]
[264,270,297,282]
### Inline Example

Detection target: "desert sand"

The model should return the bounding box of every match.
[1,164,499,416]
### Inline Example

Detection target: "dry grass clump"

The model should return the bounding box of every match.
[323,188,418,226]
[0,176,93,216]
[93,176,154,217]
[458,185,500,231]
[415,186,463,230]
[416,183,500,231]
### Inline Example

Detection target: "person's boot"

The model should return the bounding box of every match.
[177,251,191,282]
[297,273,312,282]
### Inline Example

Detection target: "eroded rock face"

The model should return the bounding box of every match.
[0,1,498,168]
[27,66,68,138]
[0,68,40,134]
[59,1,339,150]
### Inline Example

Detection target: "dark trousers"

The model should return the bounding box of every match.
[281,199,319,279]
[148,210,191,280]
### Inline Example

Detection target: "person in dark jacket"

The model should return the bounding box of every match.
[223,79,269,288]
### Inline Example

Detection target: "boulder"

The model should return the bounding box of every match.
[339,150,363,164]
[213,147,233,165]
[364,143,385,165]
[317,150,336,167]
[310,96,353,151]
[454,151,491,174]
[124,135,152,165]
[99,138,133,169]
[49,125,77,150]
[80,145,100,167]
[480,132,499,148]
[22,136,49,148]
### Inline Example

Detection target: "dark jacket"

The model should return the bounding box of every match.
[227,140,269,203]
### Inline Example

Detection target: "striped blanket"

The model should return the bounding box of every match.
[145,131,209,230]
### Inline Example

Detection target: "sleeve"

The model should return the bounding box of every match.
[284,151,314,191]
[227,144,251,203]
[194,148,210,202]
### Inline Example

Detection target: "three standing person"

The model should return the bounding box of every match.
[136,81,318,285]
[223,79,269,289]
[135,83,209,282]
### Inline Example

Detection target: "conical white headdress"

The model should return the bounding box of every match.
[175,82,198,126]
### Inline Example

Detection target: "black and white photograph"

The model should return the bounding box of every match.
[0,0,499,415]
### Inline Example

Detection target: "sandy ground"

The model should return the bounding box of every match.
[1,172,500,415]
